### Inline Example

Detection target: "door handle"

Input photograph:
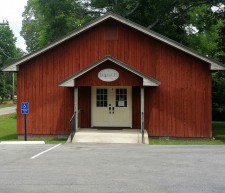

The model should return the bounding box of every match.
[112,107,114,114]
[109,107,111,114]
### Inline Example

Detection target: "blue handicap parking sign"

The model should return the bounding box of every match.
[21,102,29,114]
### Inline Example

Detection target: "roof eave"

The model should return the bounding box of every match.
[59,81,74,87]
[211,63,225,70]
[2,12,225,71]
[2,14,115,72]
[58,56,160,87]
[143,78,159,86]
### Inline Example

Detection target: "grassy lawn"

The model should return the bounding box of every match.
[0,113,225,144]
[0,113,66,144]
[149,139,225,145]
[29,138,67,144]
[0,103,16,108]
[0,114,17,141]
[0,100,15,108]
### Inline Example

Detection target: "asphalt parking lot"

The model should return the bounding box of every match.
[0,144,225,193]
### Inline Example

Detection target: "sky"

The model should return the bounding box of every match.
[0,0,28,51]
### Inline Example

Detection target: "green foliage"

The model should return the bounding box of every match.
[88,0,223,45]
[212,121,225,136]
[212,72,225,120]
[21,0,224,53]
[21,0,90,52]
[0,25,21,103]
[20,0,41,52]
[186,5,222,58]
[217,15,225,63]
[0,25,17,65]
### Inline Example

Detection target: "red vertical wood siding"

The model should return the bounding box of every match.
[132,86,141,129]
[78,87,91,128]
[76,61,143,86]
[17,19,212,137]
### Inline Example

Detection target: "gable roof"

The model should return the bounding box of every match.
[58,56,160,87]
[2,12,225,72]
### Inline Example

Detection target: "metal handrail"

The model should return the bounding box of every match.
[70,112,76,142]
[70,112,75,122]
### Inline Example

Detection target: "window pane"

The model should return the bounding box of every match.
[115,88,127,107]
[96,101,100,107]
[96,88,107,107]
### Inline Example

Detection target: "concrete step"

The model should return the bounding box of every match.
[71,129,149,144]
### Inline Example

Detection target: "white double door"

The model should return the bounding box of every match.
[92,86,132,127]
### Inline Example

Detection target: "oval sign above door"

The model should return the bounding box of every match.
[98,69,119,82]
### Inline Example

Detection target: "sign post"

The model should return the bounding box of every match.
[21,102,29,141]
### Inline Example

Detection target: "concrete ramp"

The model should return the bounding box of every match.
[71,129,149,144]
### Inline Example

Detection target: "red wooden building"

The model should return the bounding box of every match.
[2,13,225,138]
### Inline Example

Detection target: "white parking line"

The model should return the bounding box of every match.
[30,144,61,159]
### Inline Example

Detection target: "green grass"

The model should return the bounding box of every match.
[0,113,66,144]
[0,100,15,108]
[0,114,17,141]
[149,139,225,145]
[28,138,67,144]
[0,103,16,108]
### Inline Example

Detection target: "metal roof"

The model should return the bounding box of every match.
[2,12,225,71]
[58,55,160,87]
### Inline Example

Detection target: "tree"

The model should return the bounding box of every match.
[212,4,225,120]
[212,72,225,120]
[185,5,221,58]
[0,23,22,103]
[22,0,224,51]
[21,0,90,52]
[86,0,223,45]
[217,4,225,63]
[20,0,41,52]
